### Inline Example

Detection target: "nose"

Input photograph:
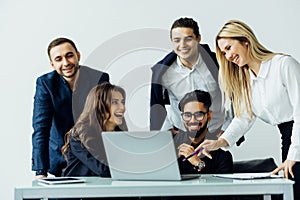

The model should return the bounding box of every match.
[179,39,187,48]
[119,102,125,112]
[190,114,197,122]
[226,52,234,62]
[62,57,70,66]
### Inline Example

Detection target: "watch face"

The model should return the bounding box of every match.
[198,161,206,169]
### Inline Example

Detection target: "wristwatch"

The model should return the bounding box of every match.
[194,160,206,172]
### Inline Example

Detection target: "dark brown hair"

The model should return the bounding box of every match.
[62,82,128,159]
[47,37,78,60]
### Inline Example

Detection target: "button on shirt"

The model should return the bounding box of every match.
[161,54,224,136]
[221,55,300,161]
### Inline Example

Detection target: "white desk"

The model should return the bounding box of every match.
[14,175,294,200]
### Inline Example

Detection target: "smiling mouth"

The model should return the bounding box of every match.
[233,56,239,63]
[180,49,190,53]
[189,125,199,129]
[114,113,124,118]
[62,65,74,72]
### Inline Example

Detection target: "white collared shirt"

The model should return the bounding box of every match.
[221,55,300,161]
[161,54,225,137]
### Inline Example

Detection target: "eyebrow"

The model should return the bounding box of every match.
[172,35,194,40]
[111,98,125,101]
[53,51,74,61]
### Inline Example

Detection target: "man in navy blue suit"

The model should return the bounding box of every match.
[32,37,109,179]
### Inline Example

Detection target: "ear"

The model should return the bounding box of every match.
[207,111,213,122]
[77,51,81,62]
[50,61,55,69]
[197,35,201,43]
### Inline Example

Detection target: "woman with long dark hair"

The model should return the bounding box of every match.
[62,82,127,177]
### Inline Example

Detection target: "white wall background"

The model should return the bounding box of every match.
[1,0,299,199]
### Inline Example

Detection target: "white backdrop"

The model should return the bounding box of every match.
[1,0,299,199]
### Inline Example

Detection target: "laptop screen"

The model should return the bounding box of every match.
[102,131,183,181]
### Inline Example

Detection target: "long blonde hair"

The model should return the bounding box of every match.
[216,20,277,119]
[62,83,128,159]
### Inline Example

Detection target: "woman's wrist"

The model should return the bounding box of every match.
[217,138,229,148]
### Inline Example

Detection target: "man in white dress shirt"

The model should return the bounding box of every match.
[150,17,229,139]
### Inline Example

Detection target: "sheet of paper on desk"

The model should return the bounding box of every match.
[37,177,86,185]
[214,173,284,180]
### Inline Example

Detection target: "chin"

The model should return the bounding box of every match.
[189,129,200,133]
[115,120,123,126]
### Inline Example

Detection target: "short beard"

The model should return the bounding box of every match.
[186,120,208,139]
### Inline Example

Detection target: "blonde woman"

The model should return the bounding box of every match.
[195,20,300,199]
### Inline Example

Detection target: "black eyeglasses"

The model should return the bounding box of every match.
[181,111,208,122]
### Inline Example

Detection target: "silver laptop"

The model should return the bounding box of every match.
[102,130,200,181]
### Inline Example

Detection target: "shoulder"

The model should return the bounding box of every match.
[36,70,58,81]
[35,70,62,87]
[268,54,300,71]
[80,65,108,75]
[280,55,299,66]
[152,51,177,70]
[199,44,218,66]
[200,44,213,52]
[79,65,109,82]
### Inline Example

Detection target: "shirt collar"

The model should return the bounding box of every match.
[249,60,270,80]
[176,53,201,71]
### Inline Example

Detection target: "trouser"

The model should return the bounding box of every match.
[277,121,300,200]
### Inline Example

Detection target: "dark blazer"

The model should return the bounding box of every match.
[150,44,219,130]
[31,65,109,176]
[62,134,111,177]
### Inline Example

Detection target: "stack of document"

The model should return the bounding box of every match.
[214,173,284,180]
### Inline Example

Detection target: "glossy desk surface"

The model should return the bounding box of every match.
[14,175,294,200]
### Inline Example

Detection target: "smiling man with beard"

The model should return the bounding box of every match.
[31,37,109,179]
[174,90,233,174]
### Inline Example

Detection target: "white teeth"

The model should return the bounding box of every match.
[181,49,189,53]
[234,56,238,63]
[114,113,123,117]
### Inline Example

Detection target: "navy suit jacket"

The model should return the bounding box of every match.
[31,65,109,176]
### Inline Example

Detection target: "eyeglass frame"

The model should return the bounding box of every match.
[181,111,209,122]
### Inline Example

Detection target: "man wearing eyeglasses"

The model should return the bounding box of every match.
[174,90,233,174]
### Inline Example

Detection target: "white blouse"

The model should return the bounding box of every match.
[221,55,300,161]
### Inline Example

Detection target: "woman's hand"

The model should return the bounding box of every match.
[272,159,296,179]
[195,138,229,159]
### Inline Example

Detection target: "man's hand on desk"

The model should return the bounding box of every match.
[35,174,47,180]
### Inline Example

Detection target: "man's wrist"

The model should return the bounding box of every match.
[194,160,206,172]
[35,169,47,176]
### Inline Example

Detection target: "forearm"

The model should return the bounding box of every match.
[220,115,255,147]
